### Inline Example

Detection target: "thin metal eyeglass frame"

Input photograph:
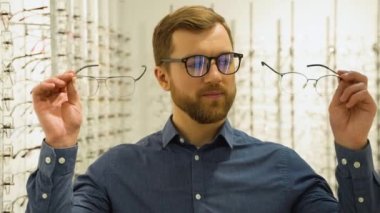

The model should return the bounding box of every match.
[75,64,146,81]
[160,52,243,77]
[75,64,147,97]
[261,61,339,92]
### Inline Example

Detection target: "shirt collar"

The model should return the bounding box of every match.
[161,116,236,149]
[161,116,179,148]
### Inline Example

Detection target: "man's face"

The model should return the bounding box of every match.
[166,23,236,124]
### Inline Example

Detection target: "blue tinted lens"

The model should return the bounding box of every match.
[217,54,233,74]
[186,56,208,76]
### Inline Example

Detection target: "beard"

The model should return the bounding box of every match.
[170,82,236,124]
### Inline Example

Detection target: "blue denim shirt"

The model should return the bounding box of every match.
[27,118,380,212]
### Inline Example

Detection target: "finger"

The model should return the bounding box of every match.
[330,79,346,104]
[67,77,80,106]
[339,82,366,102]
[40,72,75,90]
[34,77,68,98]
[336,70,350,75]
[337,71,368,85]
[32,72,74,94]
[56,71,75,83]
[45,77,68,88]
[31,81,56,98]
[345,89,373,108]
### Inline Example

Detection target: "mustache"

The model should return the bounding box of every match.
[197,84,227,95]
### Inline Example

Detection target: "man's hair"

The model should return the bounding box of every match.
[152,5,234,66]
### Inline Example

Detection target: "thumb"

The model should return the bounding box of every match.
[330,79,346,107]
[67,77,80,106]
[331,73,352,101]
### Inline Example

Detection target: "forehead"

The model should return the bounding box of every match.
[171,23,233,57]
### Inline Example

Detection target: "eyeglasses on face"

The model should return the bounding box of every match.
[261,61,339,96]
[75,64,147,98]
[160,52,243,77]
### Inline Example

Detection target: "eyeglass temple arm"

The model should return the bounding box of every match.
[75,64,147,80]
[75,64,99,74]
[261,61,282,75]
[135,65,147,81]
[306,64,337,74]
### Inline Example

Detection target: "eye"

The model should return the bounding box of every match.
[187,56,206,69]
[217,54,232,70]
[220,54,232,62]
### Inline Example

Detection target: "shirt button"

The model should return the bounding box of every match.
[358,197,364,203]
[42,193,48,199]
[194,154,200,161]
[341,158,347,165]
[58,157,66,164]
[195,193,202,200]
[353,161,361,169]
[45,157,52,164]
[179,137,185,144]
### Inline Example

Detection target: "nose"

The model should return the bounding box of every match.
[203,59,222,83]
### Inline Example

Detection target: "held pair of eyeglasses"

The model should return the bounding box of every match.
[261,61,339,96]
[75,64,147,98]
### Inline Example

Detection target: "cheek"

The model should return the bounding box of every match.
[171,73,199,89]
[173,80,202,100]
[225,77,236,89]
[172,80,194,94]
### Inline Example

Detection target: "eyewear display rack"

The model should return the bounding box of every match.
[0,0,132,212]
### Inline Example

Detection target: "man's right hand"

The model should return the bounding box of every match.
[32,71,82,148]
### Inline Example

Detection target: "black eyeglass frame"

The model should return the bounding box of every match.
[161,52,244,77]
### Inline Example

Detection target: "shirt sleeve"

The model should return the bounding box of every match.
[335,142,380,213]
[26,140,78,213]
[286,148,339,213]
[26,140,111,213]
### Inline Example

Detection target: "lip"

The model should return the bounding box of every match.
[201,90,224,98]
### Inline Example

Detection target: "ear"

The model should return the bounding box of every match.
[154,66,170,91]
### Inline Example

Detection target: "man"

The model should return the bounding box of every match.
[27,5,379,213]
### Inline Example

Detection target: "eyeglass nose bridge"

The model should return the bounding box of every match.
[94,78,109,95]
[96,78,107,85]
[206,57,220,74]
[305,78,319,88]
[203,55,231,76]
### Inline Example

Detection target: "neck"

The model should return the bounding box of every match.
[172,106,225,148]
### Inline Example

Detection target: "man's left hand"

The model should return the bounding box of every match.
[329,70,377,150]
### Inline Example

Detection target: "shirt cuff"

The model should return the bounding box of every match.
[37,139,78,178]
[335,141,374,179]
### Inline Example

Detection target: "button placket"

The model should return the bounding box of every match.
[58,157,66,164]
[195,193,202,200]
[42,193,48,199]
[353,161,361,169]
[194,154,200,161]
[341,158,347,165]
[179,137,185,144]
[44,156,52,164]
[191,151,203,207]
[358,196,364,203]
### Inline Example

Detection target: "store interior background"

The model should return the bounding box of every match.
[1,0,379,211]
